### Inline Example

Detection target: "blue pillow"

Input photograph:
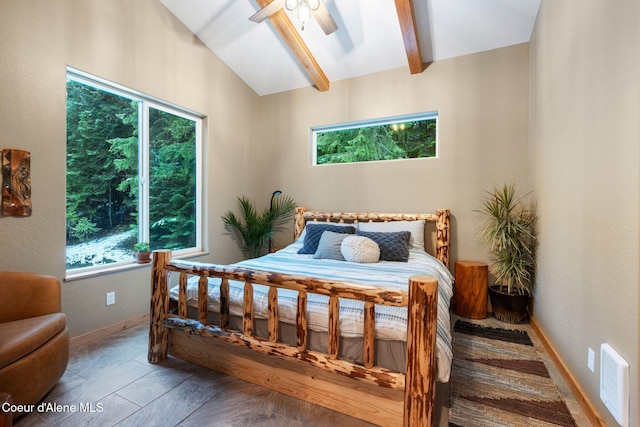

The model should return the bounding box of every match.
[298,223,356,254]
[356,230,411,262]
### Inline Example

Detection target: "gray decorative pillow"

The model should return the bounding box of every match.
[297,223,356,254]
[313,231,351,260]
[356,230,411,262]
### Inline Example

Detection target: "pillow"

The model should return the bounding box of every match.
[356,230,411,262]
[357,220,425,250]
[295,221,355,244]
[313,231,352,260]
[297,223,356,254]
[340,236,380,263]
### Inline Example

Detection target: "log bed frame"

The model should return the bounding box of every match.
[148,208,450,426]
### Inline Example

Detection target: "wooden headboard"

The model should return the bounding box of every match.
[293,207,450,269]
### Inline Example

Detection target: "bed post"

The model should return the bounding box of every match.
[294,207,306,240]
[404,275,438,427]
[149,249,172,364]
[436,209,450,269]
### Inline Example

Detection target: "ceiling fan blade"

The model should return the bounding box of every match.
[313,1,338,35]
[249,0,286,23]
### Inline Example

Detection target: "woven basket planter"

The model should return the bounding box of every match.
[488,285,530,323]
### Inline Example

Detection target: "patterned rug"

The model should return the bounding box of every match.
[449,321,577,427]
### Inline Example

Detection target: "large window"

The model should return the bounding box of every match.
[312,112,438,165]
[66,69,203,275]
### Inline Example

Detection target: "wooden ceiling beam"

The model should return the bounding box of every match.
[256,0,330,92]
[394,0,424,74]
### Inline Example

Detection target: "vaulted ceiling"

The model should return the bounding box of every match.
[159,0,541,96]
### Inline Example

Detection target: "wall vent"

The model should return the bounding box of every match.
[600,344,629,427]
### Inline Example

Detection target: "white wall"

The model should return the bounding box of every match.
[0,0,259,337]
[530,1,640,425]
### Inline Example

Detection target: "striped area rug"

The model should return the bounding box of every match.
[449,321,577,427]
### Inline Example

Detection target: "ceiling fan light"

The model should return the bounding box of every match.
[307,0,320,11]
[297,1,311,23]
[285,0,298,11]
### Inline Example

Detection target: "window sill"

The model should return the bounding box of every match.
[64,251,209,282]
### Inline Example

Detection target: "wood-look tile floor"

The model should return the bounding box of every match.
[14,322,375,427]
[14,317,590,427]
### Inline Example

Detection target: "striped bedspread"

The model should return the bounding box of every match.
[170,241,454,382]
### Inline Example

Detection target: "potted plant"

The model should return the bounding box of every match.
[478,183,538,323]
[134,242,151,264]
[222,194,296,259]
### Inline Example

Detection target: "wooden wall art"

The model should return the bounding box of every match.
[2,149,31,216]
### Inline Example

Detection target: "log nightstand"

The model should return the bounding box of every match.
[452,261,488,319]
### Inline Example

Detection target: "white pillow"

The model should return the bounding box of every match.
[340,236,380,263]
[357,220,425,250]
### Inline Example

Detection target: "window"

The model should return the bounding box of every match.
[66,69,203,274]
[312,112,438,165]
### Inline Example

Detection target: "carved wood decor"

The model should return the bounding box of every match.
[149,208,451,426]
[1,149,31,216]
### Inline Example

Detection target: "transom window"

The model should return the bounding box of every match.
[65,68,203,275]
[312,112,438,165]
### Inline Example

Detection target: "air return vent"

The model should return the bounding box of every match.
[600,344,629,426]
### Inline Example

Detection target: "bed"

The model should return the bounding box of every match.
[149,208,453,426]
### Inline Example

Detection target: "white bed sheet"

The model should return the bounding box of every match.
[170,240,454,382]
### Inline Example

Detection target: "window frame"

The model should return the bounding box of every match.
[310,111,439,166]
[65,68,204,279]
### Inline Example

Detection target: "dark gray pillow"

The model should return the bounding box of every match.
[298,223,356,254]
[313,231,351,260]
[356,230,411,262]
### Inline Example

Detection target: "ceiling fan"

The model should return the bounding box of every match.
[249,0,338,35]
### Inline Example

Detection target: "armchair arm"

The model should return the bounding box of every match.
[0,272,61,323]
[0,392,12,427]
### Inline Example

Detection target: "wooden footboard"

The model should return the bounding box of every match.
[149,252,439,426]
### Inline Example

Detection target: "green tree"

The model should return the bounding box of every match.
[316,119,436,165]
[148,108,197,250]
[66,80,137,242]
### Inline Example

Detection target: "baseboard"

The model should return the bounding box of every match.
[70,313,149,348]
[529,315,606,427]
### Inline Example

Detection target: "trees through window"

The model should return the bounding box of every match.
[313,113,437,165]
[66,70,202,273]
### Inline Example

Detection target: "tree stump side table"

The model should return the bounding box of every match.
[452,261,488,319]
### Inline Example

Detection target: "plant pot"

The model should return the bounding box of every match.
[488,285,530,323]
[136,251,151,264]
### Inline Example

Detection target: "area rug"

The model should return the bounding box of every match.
[449,320,577,427]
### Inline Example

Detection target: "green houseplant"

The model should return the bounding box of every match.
[478,183,538,323]
[222,194,296,259]
[134,242,151,264]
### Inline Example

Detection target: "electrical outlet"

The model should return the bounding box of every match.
[106,292,115,306]
[588,347,595,372]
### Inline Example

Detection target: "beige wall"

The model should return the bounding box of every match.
[258,44,531,259]
[0,0,259,337]
[530,1,639,425]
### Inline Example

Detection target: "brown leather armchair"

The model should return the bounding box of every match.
[0,272,69,420]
